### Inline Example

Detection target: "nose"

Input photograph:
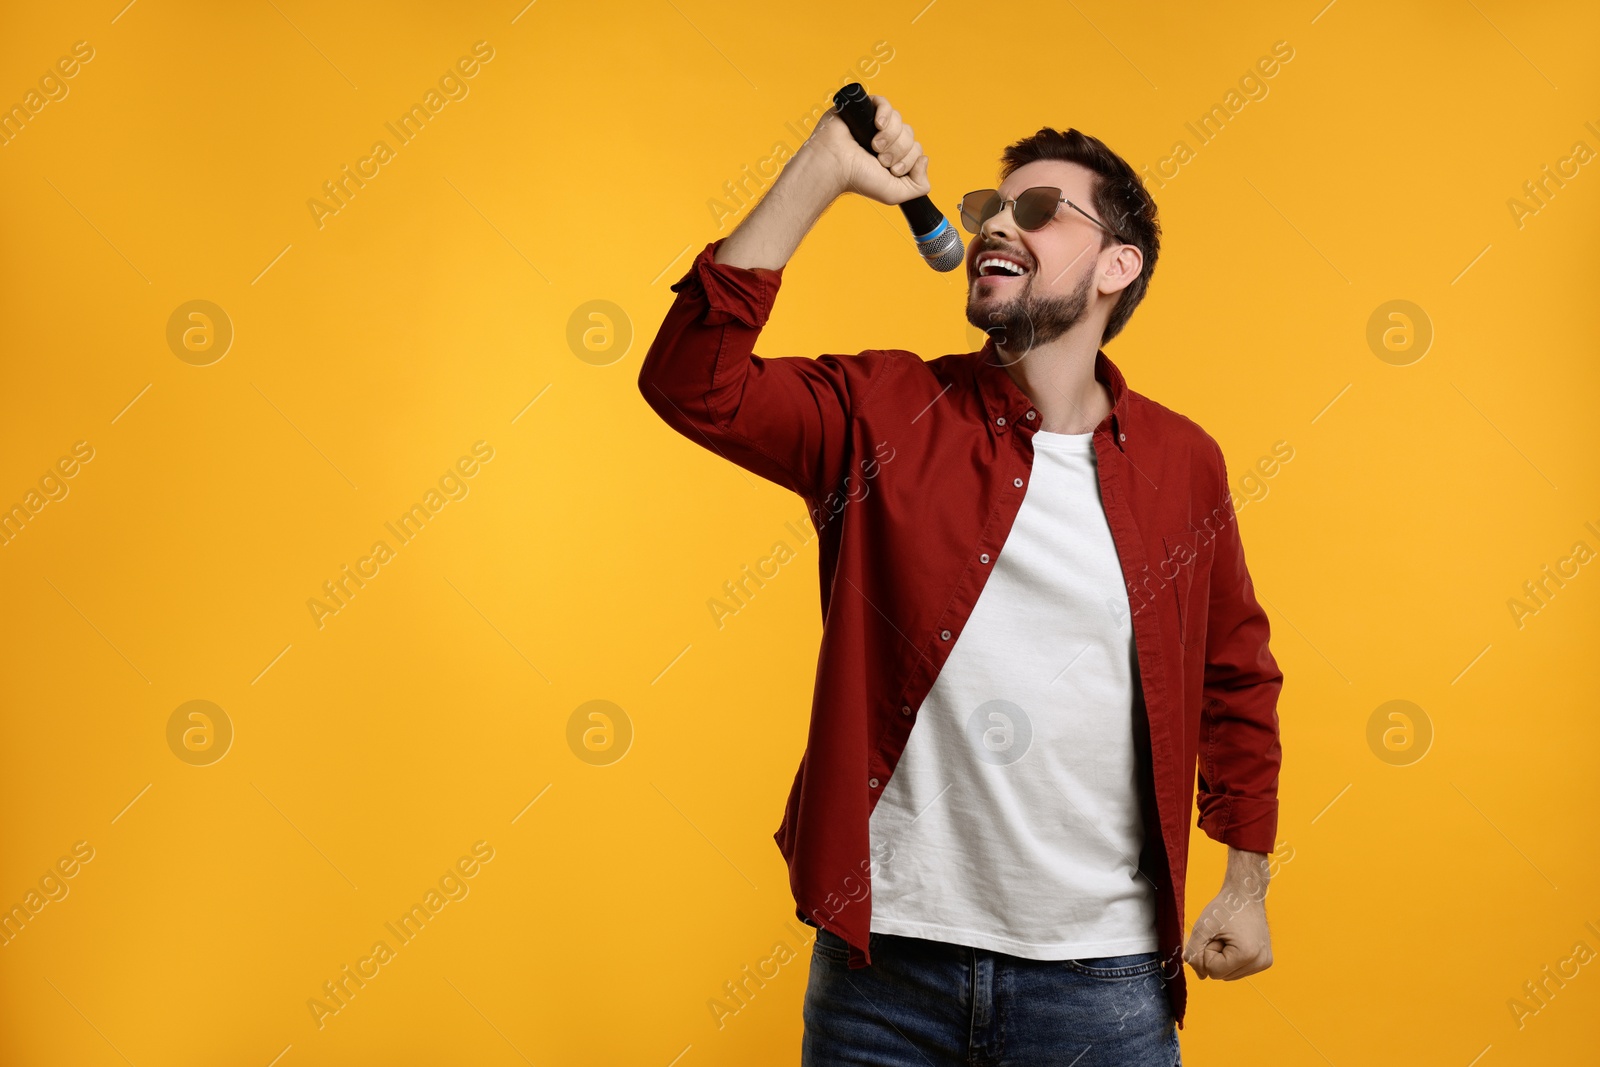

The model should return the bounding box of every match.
[980,198,1018,241]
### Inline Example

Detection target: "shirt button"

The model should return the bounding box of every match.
[1120,432,1126,441]
[996,416,1006,426]
[1013,477,1023,488]
[940,629,951,640]
[901,705,912,716]
[980,553,990,563]
[869,778,880,788]
[1026,411,1035,420]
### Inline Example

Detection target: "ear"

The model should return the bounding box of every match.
[1099,243,1143,296]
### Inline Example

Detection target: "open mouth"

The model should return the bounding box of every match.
[974,254,1030,283]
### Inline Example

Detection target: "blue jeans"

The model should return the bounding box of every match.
[802,928,1181,1066]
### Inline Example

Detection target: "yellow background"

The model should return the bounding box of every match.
[2,0,1597,1063]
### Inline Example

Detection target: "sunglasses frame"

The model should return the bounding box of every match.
[958,186,1129,244]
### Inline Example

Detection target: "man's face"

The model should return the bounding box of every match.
[963,160,1114,356]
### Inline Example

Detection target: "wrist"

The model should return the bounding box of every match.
[776,146,847,215]
[1221,847,1272,902]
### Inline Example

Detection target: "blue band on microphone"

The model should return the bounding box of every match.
[913,217,950,243]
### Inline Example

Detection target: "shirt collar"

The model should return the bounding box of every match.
[971,337,1130,451]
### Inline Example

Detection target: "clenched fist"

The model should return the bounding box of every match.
[797,94,932,207]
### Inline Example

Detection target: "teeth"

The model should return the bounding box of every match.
[977,256,1027,277]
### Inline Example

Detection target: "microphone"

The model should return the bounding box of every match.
[832,83,965,273]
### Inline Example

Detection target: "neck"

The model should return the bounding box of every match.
[995,324,1110,435]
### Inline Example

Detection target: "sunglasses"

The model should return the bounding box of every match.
[958,186,1128,243]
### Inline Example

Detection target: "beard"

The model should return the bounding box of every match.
[966,265,1095,357]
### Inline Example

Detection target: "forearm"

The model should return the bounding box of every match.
[1221,846,1272,905]
[714,150,843,271]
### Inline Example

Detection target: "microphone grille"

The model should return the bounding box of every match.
[917,221,966,273]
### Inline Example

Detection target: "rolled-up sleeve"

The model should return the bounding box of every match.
[637,238,899,500]
[1196,440,1284,854]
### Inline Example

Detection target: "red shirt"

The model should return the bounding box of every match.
[638,237,1284,1029]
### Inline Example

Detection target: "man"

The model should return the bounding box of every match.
[638,93,1283,1065]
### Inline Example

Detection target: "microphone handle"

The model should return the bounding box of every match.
[832,83,946,240]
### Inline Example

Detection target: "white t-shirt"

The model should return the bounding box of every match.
[866,428,1159,958]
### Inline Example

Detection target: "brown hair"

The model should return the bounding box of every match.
[999,128,1161,344]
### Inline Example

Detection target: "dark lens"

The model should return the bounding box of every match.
[960,190,1001,234]
[1014,187,1062,231]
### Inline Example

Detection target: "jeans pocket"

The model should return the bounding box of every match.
[811,927,854,964]
[1064,951,1162,979]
